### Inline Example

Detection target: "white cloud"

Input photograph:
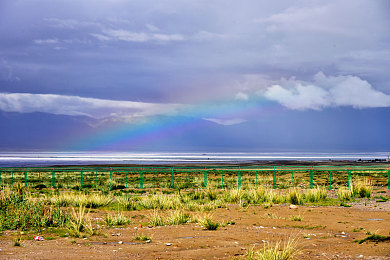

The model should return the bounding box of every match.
[90,33,111,41]
[0,93,181,120]
[235,92,249,101]
[264,73,390,110]
[203,118,246,126]
[34,38,60,44]
[146,24,159,32]
[44,18,99,29]
[99,29,185,43]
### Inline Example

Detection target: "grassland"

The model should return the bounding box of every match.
[0,165,389,259]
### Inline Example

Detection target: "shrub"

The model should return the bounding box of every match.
[197,214,220,230]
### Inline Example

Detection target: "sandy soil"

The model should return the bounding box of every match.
[1,192,390,260]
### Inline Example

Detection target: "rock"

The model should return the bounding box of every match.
[118,241,123,244]
[289,204,298,209]
[166,243,172,246]
[146,240,151,243]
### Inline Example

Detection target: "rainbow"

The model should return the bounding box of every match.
[63,98,281,150]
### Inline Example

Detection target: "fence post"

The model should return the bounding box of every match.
[188,172,191,188]
[238,166,242,189]
[12,171,14,186]
[66,170,68,189]
[329,171,332,190]
[348,166,351,188]
[310,166,313,189]
[24,168,27,187]
[140,167,143,189]
[388,166,390,190]
[171,167,174,188]
[221,172,224,188]
[273,167,276,189]
[126,171,128,188]
[95,171,98,187]
[204,167,207,188]
[369,170,371,188]
[156,171,159,188]
[80,168,84,189]
[110,168,113,190]
[255,171,258,188]
[52,168,55,188]
[292,170,294,188]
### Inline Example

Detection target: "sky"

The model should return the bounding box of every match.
[1,0,390,152]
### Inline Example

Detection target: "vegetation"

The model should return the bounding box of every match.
[357,234,390,244]
[197,214,220,230]
[134,233,152,242]
[104,212,131,226]
[246,237,300,260]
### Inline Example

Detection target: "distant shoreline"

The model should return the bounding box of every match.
[13,159,390,168]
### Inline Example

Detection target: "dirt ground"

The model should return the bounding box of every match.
[1,194,390,259]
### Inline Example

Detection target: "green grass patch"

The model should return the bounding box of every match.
[357,234,390,244]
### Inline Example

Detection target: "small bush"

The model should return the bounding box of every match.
[134,233,152,241]
[289,215,303,222]
[197,214,220,230]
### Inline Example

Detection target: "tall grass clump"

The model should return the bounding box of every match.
[352,179,372,198]
[286,188,304,205]
[266,190,285,204]
[204,188,218,201]
[305,187,327,203]
[116,195,139,210]
[50,192,112,208]
[243,187,268,204]
[196,214,220,230]
[223,188,244,203]
[139,194,181,210]
[104,212,131,227]
[67,205,93,237]
[168,210,190,225]
[337,187,352,201]
[246,237,300,260]
[148,211,165,227]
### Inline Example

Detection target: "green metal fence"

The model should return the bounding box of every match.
[0,165,389,190]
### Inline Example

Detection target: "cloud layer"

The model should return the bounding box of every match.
[0,93,180,121]
[264,73,390,110]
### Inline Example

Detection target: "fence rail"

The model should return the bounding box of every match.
[0,165,389,190]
